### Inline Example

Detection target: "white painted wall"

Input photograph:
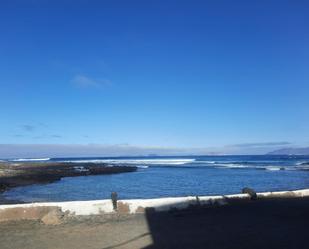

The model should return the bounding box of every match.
[0,189,308,216]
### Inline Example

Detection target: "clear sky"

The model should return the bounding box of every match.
[0,0,308,156]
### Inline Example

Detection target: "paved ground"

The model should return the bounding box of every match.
[1,197,309,249]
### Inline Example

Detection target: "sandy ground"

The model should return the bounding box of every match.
[1,197,309,249]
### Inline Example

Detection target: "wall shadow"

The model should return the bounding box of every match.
[143,197,309,249]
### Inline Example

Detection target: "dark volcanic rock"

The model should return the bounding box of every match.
[242,187,257,200]
[0,162,137,194]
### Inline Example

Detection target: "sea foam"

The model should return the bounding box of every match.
[11,158,51,162]
[61,158,196,165]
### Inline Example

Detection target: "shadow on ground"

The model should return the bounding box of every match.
[141,197,309,249]
[1,197,309,249]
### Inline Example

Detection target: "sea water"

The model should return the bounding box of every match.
[3,155,309,202]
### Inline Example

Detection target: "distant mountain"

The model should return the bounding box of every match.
[268,147,309,155]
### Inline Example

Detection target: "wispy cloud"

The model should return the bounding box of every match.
[0,142,297,158]
[32,134,63,139]
[38,122,48,128]
[12,134,24,138]
[51,135,62,138]
[71,75,112,88]
[228,142,291,148]
[17,124,62,139]
[20,124,36,132]
[0,144,210,158]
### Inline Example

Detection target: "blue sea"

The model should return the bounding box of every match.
[3,155,309,202]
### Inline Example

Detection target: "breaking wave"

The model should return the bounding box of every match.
[214,163,250,169]
[296,161,309,166]
[10,158,51,162]
[212,163,294,171]
[265,166,284,171]
[295,165,309,170]
[136,165,149,169]
[61,158,196,165]
[7,156,309,172]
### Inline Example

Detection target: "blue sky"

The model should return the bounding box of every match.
[0,0,308,156]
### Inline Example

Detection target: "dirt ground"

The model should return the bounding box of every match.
[0,215,152,249]
[1,197,309,249]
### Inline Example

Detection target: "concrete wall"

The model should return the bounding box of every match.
[0,188,309,222]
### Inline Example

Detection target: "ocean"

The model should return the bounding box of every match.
[3,155,309,202]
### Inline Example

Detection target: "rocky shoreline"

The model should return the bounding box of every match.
[0,162,137,204]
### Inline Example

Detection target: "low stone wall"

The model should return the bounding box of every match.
[0,189,309,224]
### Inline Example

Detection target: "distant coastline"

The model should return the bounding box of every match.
[268,147,309,155]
